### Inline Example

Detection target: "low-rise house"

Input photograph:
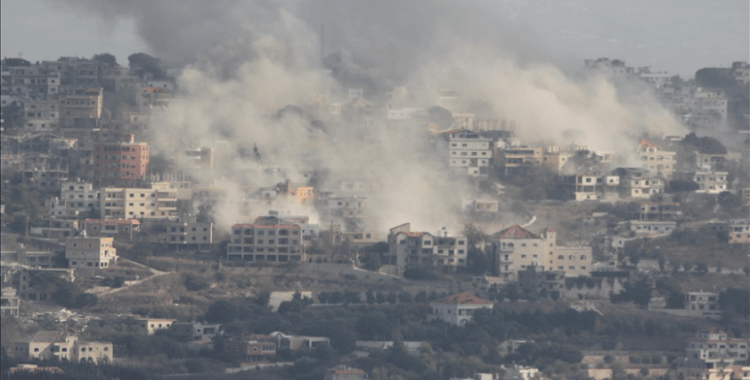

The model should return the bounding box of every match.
[693,171,728,194]
[270,332,330,350]
[224,334,277,364]
[324,366,367,380]
[628,221,677,237]
[612,168,664,199]
[1,288,20,317]
[65,236,117,269]
[171,322,222,341]
[137,318,176,335]
[61,181,100,213]
[463,199,499,213]
[100,184,178,220]
[573,174,620,202]
[166,216,213,250]
[13,331,113,364]
[429,292,493,325]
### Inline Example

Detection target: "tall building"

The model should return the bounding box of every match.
[99,184,177,220]
[227,216,306,263]
[94,135,150,186]
[441,129,493,177]
[387,223,468,269]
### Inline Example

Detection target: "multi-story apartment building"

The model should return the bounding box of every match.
[166,216,213,250]
[638,67,672,89]
[224,334,277,363]
[387,223,468,269]
[428,292,493,326]
[693,170,728,194]
[21,155,70,190]
[58,87,103,127]
[517,266,565,299]
[637,139,676,178]
[690,88,728,122]
[683,291,722,318]
[61,181,100,213]
[638,201,680,221]
[613,168,664,199]
[710,220,750,244]
[13,331,112,364]
[138,87,174,110]
[16,268,76,301]
[686,328,749,363]
[573,174,619,202]
[65,236,117,269]
[94,135,150,186]
[1,288,20,317]
[488,225,593,280]
[732,61,750,85]
[100,184,177,220]
[497,144,543,174]
[696,153,727,171]
[22,98,60,131]
[227,216,305,263]
[442,129,493,176]
[584,58,634,76]
[318,194,367,218]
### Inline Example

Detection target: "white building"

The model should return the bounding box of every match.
[388,223,468,269]
[429,292,493,325]
[443,129,493,177]
[693,171,728,194]
[61,181,100,214]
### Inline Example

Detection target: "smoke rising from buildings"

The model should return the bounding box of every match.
[55,0,686,232]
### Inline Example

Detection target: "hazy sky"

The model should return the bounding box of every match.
[2,0,747,78]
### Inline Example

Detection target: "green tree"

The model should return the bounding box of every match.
[92,53,118,66]
[205,300,236,324]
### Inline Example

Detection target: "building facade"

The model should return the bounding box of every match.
[94,136,150,186]
[228,217,305,263]
[429,292,493,325]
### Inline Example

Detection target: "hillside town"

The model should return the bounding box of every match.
[1,36,749,380]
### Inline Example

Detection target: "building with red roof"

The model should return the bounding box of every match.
[429,292,493,325]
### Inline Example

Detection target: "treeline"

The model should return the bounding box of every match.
[0,350,153,380]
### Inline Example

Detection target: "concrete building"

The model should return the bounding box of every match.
[637,139,676,178]
[171,322,222,341]
[61,181,100,213]
[138,87,174,110]
[629,221,677,237]
[22,98,60,131]
[690,88,728,122]
[167,216,213,250]
[224,334,277,363]
[638,201,681,221]
[100,184,178,220]
[574,174,619,202]
[58,87,103,127]
[137,318,176,335]
[388,223,468,269]
[710,220,750,244]
[584,58,634,76]
[732,61,750,85]
[82,219,140,238]
[442,129,493,176]
[695,153,727,171]
[65,236,117,269]
[13,331,113,364]
[1,288,20,317]
[488,225,593,280]
[498,144,543,174]
[686,328,749,363]
[693,171,728,194]
[638,67,672,89]
[324,366,367,380]
[429,292,493,325]
[227,217,305,263]
[17,268,76,301]
[614,168,664,199]
[94,135,150,186]
[517,266,565,299]
[270,332,330,350]
[684,292,722,318]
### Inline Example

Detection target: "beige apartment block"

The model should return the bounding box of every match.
[65,236,117,269]
[100,185,177,220]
